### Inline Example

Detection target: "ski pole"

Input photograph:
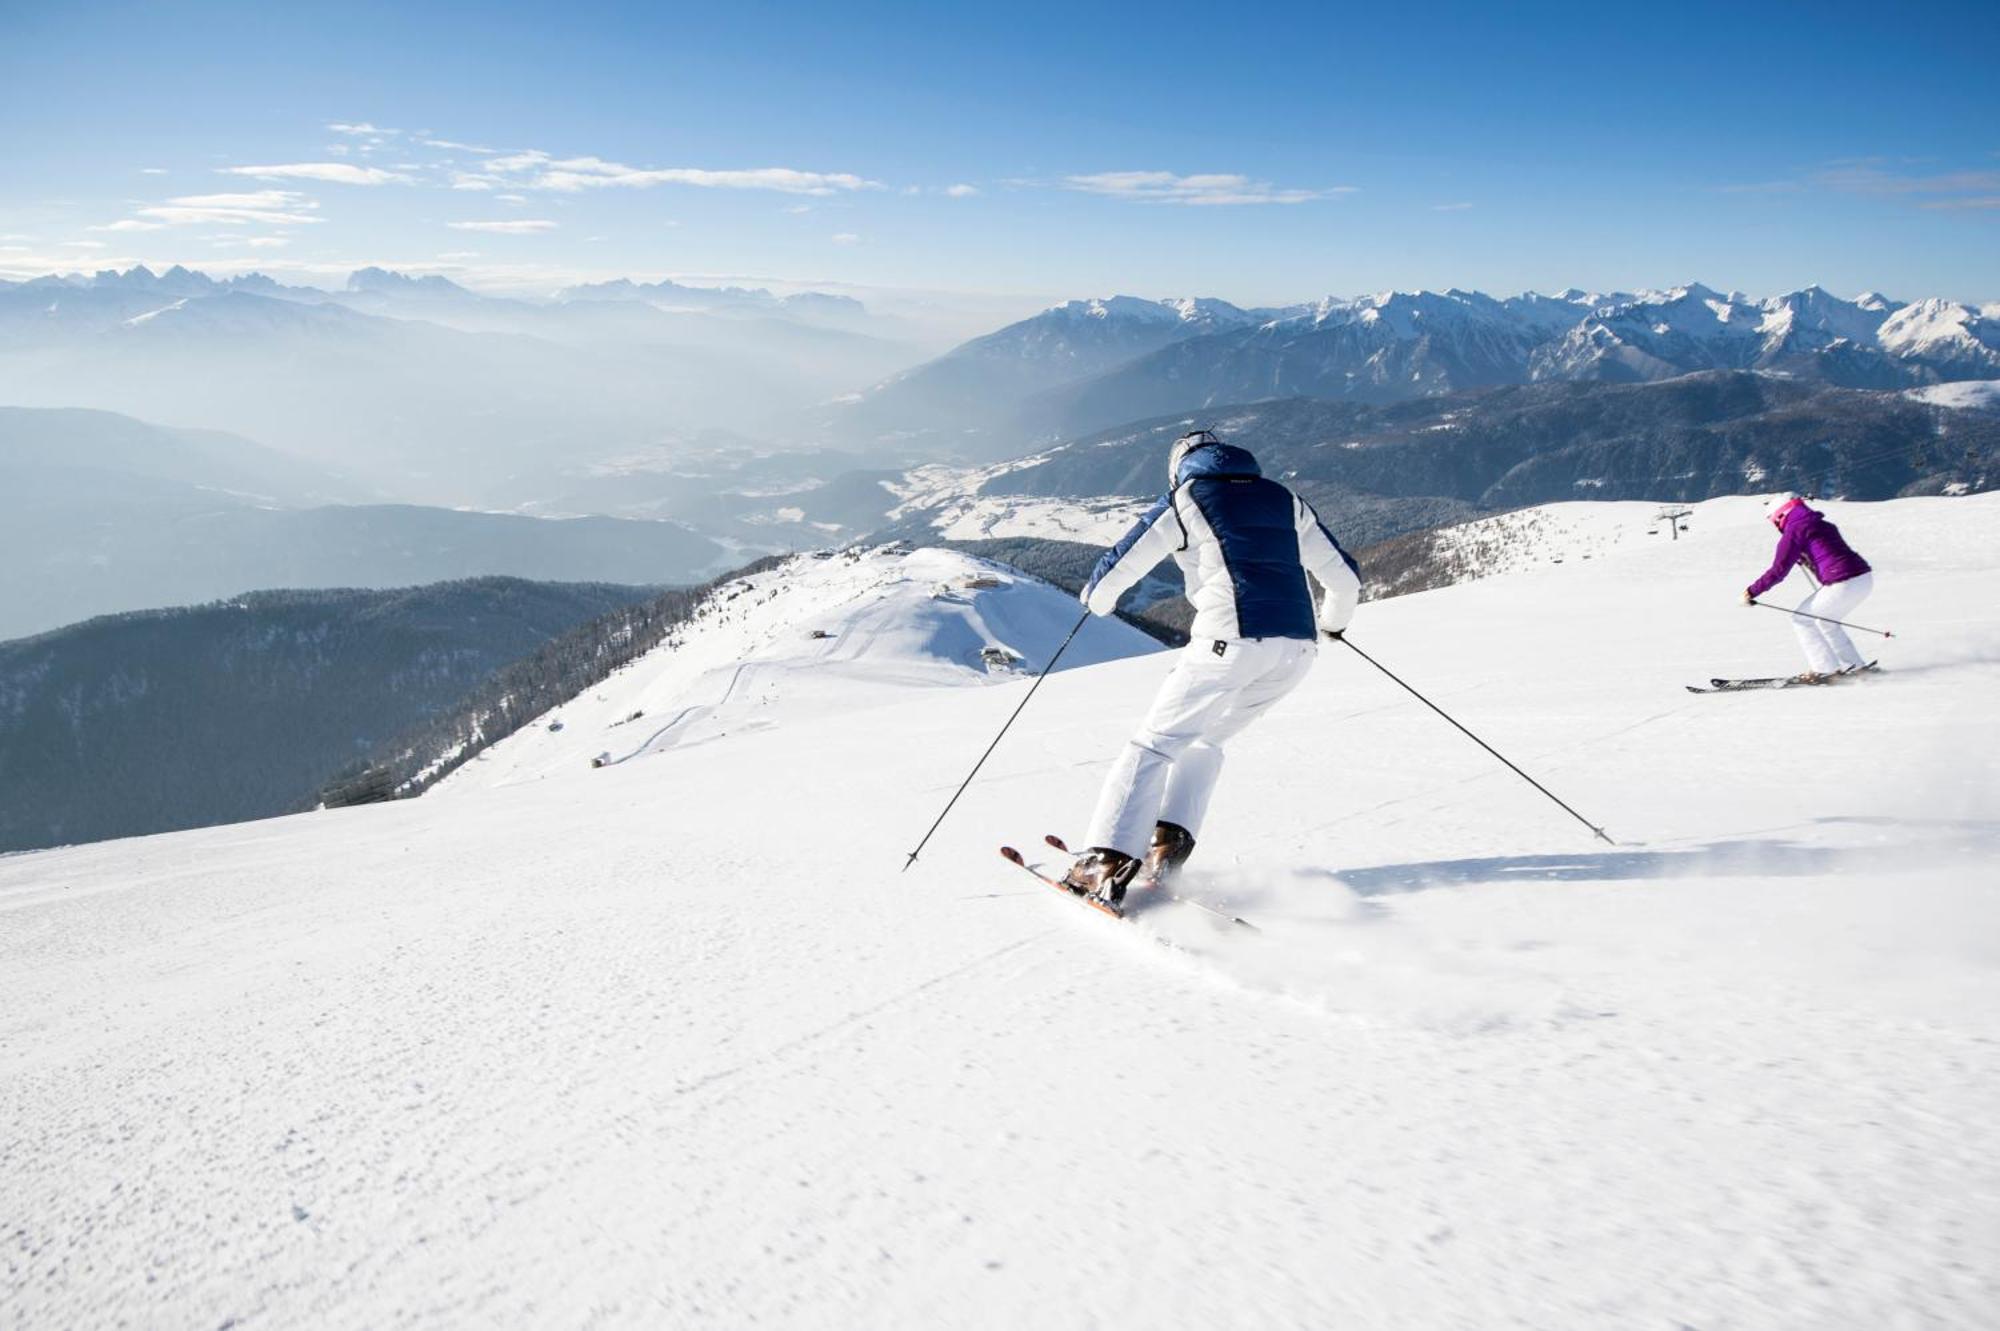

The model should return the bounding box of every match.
[1334,635,1615,845]
[1747,599,1892,638]
[902,609,1091,871]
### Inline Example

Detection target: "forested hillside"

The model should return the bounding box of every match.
[0,579,656,851]
[361,557,787,796]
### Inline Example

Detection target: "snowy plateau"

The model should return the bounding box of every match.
[884,458,1158,545]
[5,496,1999,1328]
[1907,379,2000,413]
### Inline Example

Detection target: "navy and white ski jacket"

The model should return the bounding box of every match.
[1080,443,1362,642]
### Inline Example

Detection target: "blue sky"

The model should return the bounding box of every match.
[3,0,1996,308]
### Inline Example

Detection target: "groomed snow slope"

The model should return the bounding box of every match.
[5,495,1999,1328]
[434,545,1158,792]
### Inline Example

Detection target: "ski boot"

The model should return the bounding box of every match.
[1060,848,1141,909]
[1140,821,1196,890]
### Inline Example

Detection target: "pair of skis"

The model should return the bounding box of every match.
[1686,661,1879,695]
[999,834,1258,930]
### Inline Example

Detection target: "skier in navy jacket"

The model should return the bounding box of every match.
[1060,429,1362,904]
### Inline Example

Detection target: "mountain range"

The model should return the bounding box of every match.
[0,265,915,500]
[556,276,870,326]
[833,285,2000,458]
[811,371,2000,567]
[4,268,1997,642]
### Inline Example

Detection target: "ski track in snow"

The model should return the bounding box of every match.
[4,495,1999,1327]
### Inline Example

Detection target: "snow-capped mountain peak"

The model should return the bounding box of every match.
[1052,295,1253,328]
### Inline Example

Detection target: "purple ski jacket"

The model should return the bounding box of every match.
[1747,505,1871,599]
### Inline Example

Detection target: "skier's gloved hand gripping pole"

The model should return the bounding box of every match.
[1329,631,1615,846]
[902,609,1091,872]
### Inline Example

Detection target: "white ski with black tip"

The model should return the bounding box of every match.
[1687,661,1880,695]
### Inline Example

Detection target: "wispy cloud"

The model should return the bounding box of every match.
[830,232,861,246]
[133,190,323,227]
[1432,201,1473,212]
[59,240,107,249]
[477,150,882,195]
[139,167,168,176]
[944,183,979,198]
[484,151,554,174]
[89,219,167,233]
[422,138,497,154]
[327,122,394,136]
[1815,164,2000,197]
[447,219,558,234]
[205,234,292,249]
[1726,160,2000,213]
[1821,166,2000,213]
[1063,171,1351,206]
[220,162,412,186]
[0,247,143,278]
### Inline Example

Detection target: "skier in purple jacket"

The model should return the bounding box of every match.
[1744,494,1875,680]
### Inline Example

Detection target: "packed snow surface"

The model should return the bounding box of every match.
[438,545,1157,791]
[5,495,1999,1327]
[1422,500,1669,579]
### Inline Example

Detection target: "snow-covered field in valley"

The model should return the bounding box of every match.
[883,457,1157,545]
[1907,378,2000,413]
[4,495,1998,1328]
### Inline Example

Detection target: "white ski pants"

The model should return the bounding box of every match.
[1084,636,1319,860]
[1791,573,1874,674]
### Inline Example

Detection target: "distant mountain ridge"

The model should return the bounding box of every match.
[557,276,868,323]
[867,371,2000,556]
[834,283,2000,457]
[813,294,1294,450]
[0,262,865,318]
[0,406,724,639]
[0,265,915,498]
